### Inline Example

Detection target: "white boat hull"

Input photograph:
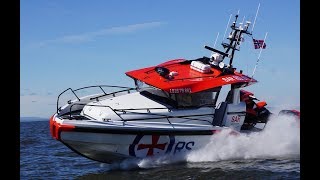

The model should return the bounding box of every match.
[61,130,224,163]
[50,85,266,163]
[50,115,232,163]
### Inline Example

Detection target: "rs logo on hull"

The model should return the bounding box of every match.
[129,135,195,157]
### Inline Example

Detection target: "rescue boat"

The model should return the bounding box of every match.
[49,13,298,163]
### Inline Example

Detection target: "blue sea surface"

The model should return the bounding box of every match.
[20,120,300,179]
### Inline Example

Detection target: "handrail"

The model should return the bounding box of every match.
[113,107,172,112]
[89,88,136,101]
[67,102,213,125]
[119,110,213,124]
[56,85,135,113]
[116,107,214,125]
[57,88,80,113]
[73,85,133,92]
[69,103,172,121]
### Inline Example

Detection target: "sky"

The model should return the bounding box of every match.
[20,0,300,118]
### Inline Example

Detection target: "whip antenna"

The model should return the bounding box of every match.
[211,32,221,57]
[213,32,220,48]
[251,32,268,78]
[242,16,245,24]
[222,14,232,41]
[251,3,260,33]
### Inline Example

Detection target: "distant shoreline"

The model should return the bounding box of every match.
[20,117,49,122]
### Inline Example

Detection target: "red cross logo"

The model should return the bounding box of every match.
[137,135,167,156]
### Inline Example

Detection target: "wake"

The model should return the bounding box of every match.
[105,113,299,170]
[187,114,300,162]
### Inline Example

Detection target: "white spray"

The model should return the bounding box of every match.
[187,114,299,162]
[105,113,299,170]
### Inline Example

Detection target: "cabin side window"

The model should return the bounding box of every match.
[135,79,221,108]
[135,79,151,91]
[174,87,221,108]
[135,80,177,107]
[175,92,211,107]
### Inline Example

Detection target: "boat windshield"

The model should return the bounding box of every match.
[135,79,221,108]
[175,91,215,107]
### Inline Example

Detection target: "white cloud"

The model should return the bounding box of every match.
[29,21,166,47]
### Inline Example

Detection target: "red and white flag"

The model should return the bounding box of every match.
[253,39,266,49]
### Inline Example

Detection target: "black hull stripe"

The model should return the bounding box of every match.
[227,111,246,115]
[72,126,219,135]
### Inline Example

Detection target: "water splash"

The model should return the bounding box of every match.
[137,154,186,169]
[105,154,186,170]
[187,114,300,162]
[99,158,141,171]
[109,113,299,170]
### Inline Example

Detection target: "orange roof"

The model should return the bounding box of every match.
[126,59,257,94]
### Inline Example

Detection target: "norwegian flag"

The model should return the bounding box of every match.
[253,38,266,49]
